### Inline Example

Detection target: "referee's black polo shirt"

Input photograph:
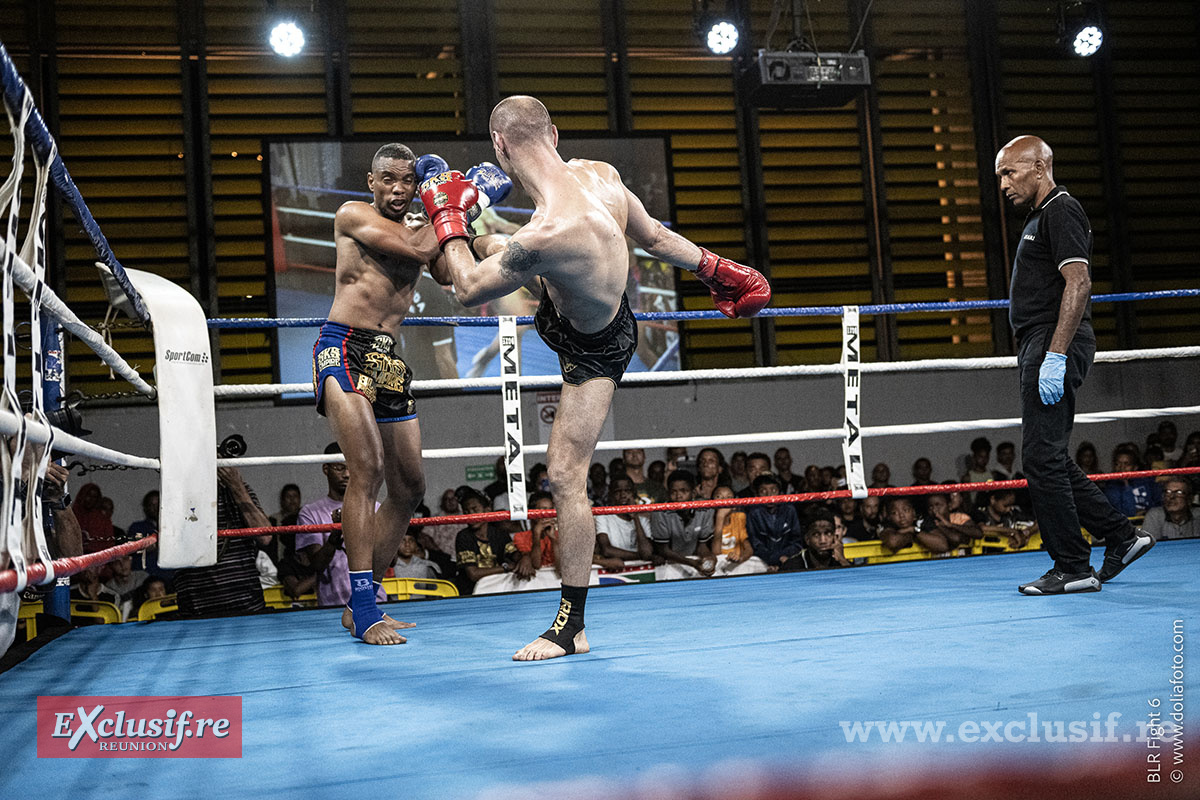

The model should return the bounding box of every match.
[1007,185,1094,345]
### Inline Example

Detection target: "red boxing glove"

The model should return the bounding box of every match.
[419,171,480,247]
[695,247,771,318]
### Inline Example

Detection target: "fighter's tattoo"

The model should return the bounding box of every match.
[500,242,541,277]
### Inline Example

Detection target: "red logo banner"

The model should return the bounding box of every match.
[37,696,242,758]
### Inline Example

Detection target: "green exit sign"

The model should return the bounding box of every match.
[466,464,496,482]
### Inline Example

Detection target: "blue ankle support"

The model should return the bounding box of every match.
[348,570,383,639]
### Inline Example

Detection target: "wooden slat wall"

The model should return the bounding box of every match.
[0,0,1195,396]
[51,0,184,391]
[751,2,865,365]
[996,0,1116,348]
[874,0,993,359]
[1105,1,1200,345]
[495,0,611,131]
[347,1,463,135]
[204,1,328,382]
[626,3,752,367]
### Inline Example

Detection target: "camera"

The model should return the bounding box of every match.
[19,390,91,443]
[217,434,247,459]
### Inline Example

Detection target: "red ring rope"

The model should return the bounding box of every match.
[0,535,156,594]
[218,466,1200,535]
[3,466,1198,593]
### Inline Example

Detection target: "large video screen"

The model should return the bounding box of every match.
[265,137,679,393]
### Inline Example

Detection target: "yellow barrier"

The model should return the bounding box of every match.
[17,600,42,641]
[70,599,121,625]
[137,595,179,621]
[843,540,935,563]
[262,584,317,609]
[382,577,459,601]
[978,530,1044,553]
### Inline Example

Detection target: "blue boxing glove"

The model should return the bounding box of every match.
[414,154,450,182]
[466,162,513,211]
[1038,351,1068,405]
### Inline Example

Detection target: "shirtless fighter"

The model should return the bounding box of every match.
[419,96,771,660]
[312,143,439,643]
[314,144,512,644]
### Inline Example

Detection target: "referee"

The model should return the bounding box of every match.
[994,135,1154,595]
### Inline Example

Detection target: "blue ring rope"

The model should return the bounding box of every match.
[0,43,151,325]
[207,289,1200,329]
[276,184,670,226]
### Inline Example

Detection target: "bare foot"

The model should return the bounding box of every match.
[357,620,406,645]
[513,630,589,662]
[342,607,416,632]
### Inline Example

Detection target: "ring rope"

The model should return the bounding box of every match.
[205,289,1200,329]
[0,409,160,469]
[212,345,1200,400]
[0,84,33,591]
[19,101,57,583]
[0,244,154,396]
[6,466,1197,594]
[214,466,1200,536]
[209,402,1200,469]
[0,42,150,324]
[0,535,156,594]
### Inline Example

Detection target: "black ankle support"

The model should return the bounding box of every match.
[538,584,588,653]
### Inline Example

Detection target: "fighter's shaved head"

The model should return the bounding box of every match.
[997,135,1053,169]
[489,95,554,146]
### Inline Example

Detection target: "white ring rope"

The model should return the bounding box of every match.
[213,345,1200,399]
[0,408,160,470]
[0,242,155,396]
[1,86,32,590]
[214,403,1200,468]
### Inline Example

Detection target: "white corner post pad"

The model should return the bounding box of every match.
[97,264,217,568]
[499,316,528,522]
[841,305,868,500]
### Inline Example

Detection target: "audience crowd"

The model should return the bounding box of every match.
[11,420,1199,641]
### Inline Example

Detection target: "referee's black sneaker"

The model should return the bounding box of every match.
[1097,528,1156,583]
[1018,568,1101,595]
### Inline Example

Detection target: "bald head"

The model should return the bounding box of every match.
[997,135,1053,171]
[995,135,1056,207]
[490,95,554,147]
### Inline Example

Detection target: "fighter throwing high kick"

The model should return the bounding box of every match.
[420,96,771,660]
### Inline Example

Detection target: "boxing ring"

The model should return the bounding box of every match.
[0,43,1197,800]
[1,545,1196,799]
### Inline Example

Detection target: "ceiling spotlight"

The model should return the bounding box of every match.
[705,20,740,55]
[269,21,305,57]
[1056,2,1104,58]
[1072,24,1103,57]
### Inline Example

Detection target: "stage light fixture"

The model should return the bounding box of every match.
[1072,24,1103,57]
[705,20,740,55]
[269,20,305,57]
[1056,2,1104,58]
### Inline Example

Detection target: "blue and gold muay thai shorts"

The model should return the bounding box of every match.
[312,321,416,423]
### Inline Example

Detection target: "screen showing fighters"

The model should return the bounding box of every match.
[265,136,680,393]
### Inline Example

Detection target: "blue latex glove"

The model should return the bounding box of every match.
[1038,351,1068,405]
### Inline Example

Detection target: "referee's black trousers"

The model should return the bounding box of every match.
[1018,324,1135,574]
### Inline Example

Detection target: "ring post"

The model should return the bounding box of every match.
[841,306,868,499]
[499,316,527,522]
[41,316,70,618]
[99,265,216,568]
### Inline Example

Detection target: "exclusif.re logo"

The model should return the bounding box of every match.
[37,696,242,759]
